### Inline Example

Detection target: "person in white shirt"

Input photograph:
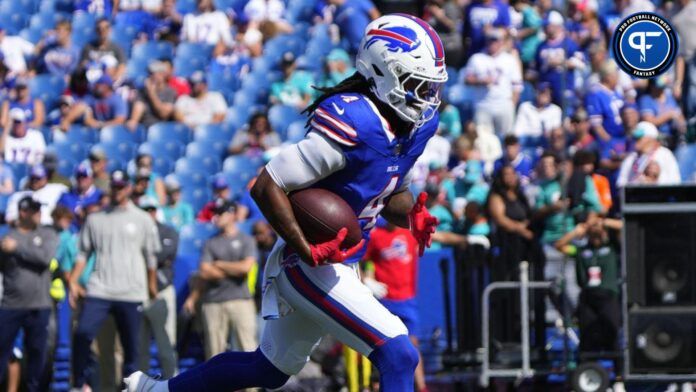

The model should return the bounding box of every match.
[2,108,46,165]
[0,28,35,75]
[243,0,292,32]
[464,28,523,136]
[5,164,68,225]
[617,122,681,186]
[180,0,234,47]
[513,82,562,138]
[173,71,227,128]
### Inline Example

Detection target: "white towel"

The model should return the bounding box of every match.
[261,239,294,320]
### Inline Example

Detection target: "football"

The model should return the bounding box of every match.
[289,188,363,248]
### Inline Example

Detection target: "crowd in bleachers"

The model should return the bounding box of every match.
[0,0,694,389]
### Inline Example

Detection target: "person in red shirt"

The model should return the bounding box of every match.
[362,219,427,392]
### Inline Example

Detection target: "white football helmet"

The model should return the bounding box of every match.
[356,14,448,126]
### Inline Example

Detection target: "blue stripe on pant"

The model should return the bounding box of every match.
[0,308,51,392]
[72,297,142,388]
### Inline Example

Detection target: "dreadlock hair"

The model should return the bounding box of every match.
[303,72,373,118]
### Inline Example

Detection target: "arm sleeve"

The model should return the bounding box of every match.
[200,241,213,263]
[395,168,415,193]
[265,130,346,192]
[243,236,258,260]
[143,219,161,269]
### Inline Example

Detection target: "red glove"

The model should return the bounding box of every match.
[408,192,438,256]
[308,228,365,267]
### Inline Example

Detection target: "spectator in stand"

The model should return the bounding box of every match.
[197,176,232,222]
[127,60,177,129]
[228,112,281,157]
[36,20,80,78]
[568,108,597,155]
[79,18,127,82]
[56,162,104,231]
[46,153,74,190]
[447,159,489,219]
[318,49,356,89]
[69,170,160,391]
[617,122,681,186]
[326,0,380,54]
[569,149,611,214]
[638,76,686,146]
[513,82,562,139]
[131,168,155,203]
[437,98,462,140]
[566,0,604,50]
[161,175,193,231]
[243,0,293,33]
[425,183,454,239]
[493,135,534,184]
[534,10,585,107]
[464,29,522,135]
[270,52,315,110]
[424,0,463,67]
[585,62,625,144]
[88,146,111,193]
[183,199,258,358]
[53,205,77,282]
[1,78,46,129]
[361,219,427,392]
[173,71,226,128]
[0,196,58,392]
[132,152,167,204]
[511,0,542,66]
[152,0,183,43]
[672,0,696,106]
[462,0,511,57]
[161,58,190,97]
[546,127,571,164]
[0,27,35,75]
[487,165,538,344]
[74,0,115,16]
[48,95,75,131]
[181,0,234,47]
[137,196,178,379]
[61,75,128,130]
[5,165,68,226]
[584,42,636,100]
[1,108,46,165]
[597,104,636,188]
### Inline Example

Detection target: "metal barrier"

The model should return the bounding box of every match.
[479,261,552,387]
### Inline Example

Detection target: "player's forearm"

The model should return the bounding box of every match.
[251,169,313,262]
[381,190,414,228]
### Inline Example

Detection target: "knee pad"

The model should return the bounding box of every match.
[368,335,419,375]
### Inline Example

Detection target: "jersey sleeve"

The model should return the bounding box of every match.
[265,131,346,192]
[309,97,360,147]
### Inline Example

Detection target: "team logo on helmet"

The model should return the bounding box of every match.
[364,26,421,53]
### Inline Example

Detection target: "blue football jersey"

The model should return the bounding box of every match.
[307,93,438,263]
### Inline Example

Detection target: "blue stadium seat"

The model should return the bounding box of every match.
[284,120,307,144]
[52,125,97,145]
[207,71,240,96]
[51,141,87,162]
[72,11,96,30]
[176,171,208,190]
[131,41,175,62]
[175,0,198,14]
[57,158,78,178]
[71,11,96,47]
[185,140,226,159]
[676,144,696,182]
[147,122,192,145]
[111,24,138,56]
[194,122,236,143]
[95,142,136,167]
[29,11,65,30]
[175,156,221,175]
[222,155,261,182]
[173,55,206,78]
[125,58,149,87]
[19,26,44,44]
[8,163,29,190]
[29,74,65,109]
[268,104,303,137]
[0,13,28,34]
[0,0,38,14]
[178,222,216,255]
[175,42,212,61]
[218,171,250,195]
[151,156,173,176]
[518,136,544,148]
[100,125,141,144]
[446,66,459,88]
[139,140,184,161]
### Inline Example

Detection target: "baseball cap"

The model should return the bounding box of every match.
[281,52,296,66]
[138,195,159,210]
[29,165,47,179]
[189,71,206,85]
[59,95,74,106]
[632,121,659,140]
[212,198,237,215]
[43,151,58,170]
[147,60,167,74]
[545,10,565,26]
[13,77,28,88]
[164,175,181,193]
[89,146,107,161]
[327,48,350,63]
[95,74,113,86]
[485,28,505,41]
[18,196,41,212]
[212,176,228,191]
[110,170,130,187]
[9,108,25,122]
[75,162,93,178]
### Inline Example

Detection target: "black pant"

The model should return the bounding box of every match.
[0,308,51,392]
[577,289,620,352]
[72,297,142,387]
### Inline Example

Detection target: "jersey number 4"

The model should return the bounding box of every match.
[358,175,399,231]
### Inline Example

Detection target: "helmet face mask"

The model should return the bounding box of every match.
[356,14,448,128]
